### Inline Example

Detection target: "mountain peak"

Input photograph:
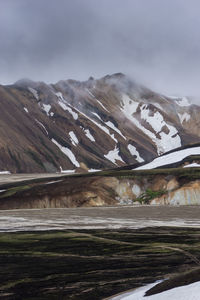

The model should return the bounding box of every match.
[14,78,36,87]
[0,73,199,173]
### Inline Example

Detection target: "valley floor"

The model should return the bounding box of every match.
[0,226,200,299]
[0,207,200,299]
[1,206,200,232]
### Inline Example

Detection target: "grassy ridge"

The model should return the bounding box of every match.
[0,167,199,206]
[0,167,200,194]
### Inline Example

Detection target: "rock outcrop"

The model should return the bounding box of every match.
[0,168,199,209]
[151,180,200,205]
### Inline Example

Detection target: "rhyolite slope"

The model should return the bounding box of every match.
[0,73,199,173]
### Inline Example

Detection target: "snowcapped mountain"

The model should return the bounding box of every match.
[0,73,199,173]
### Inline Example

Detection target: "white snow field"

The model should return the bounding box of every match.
[178,112,190,124]
[69,131,79,146]
[135,146,200,170]
[121,94,181,155]
[104,146,125,165]
[84,128,95,142]
[43,104,51,116]
[184,163,200,168]
[51,139,80,167]
[176,97,191,106]
[128,144,144,162]
[111,280,200,300]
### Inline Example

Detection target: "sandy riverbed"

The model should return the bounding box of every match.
[0,205,200,232]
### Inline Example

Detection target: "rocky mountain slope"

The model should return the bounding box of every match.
[0,73,199,173]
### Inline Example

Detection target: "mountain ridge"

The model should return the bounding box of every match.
[0,73,199,173]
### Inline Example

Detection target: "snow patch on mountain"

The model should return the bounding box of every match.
[126,112,179,155]
[69,131,79,146]
[96,99,109,112]
[24,107,29,113]
[128,144,144,162]
[135,146,200,170]
[28,87,39,100]
[83,128,95,142]
[58,100,78,120]
[168,96,191,107]
[176,97,191,107]
[58,101,68,111]
[52,139,80,167]
[77,109,118,142]
[184,163,200,168]
[56,91,78,120]
[105,121,126,140]
[55,92,64,101]
[121,95,181,155]
[178,112,190,124]
[92,120,118,143]
[92,112,102,120]
[88,169,101,172]
[140,104,181,153]
[121,94,139,115]
[43,104,51,116]
[86,88,109,111]
[104,146,125,165]
[35,119,48,135]
[140,105,164,133]
[60,167,75,173]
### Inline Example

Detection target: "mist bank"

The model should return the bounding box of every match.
[1,0,200,102]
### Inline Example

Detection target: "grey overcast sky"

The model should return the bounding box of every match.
[1,0,200,96]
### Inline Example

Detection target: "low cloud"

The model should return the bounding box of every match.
[0,0,200,102]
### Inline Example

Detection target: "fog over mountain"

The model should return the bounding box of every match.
[1,0,200,102]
